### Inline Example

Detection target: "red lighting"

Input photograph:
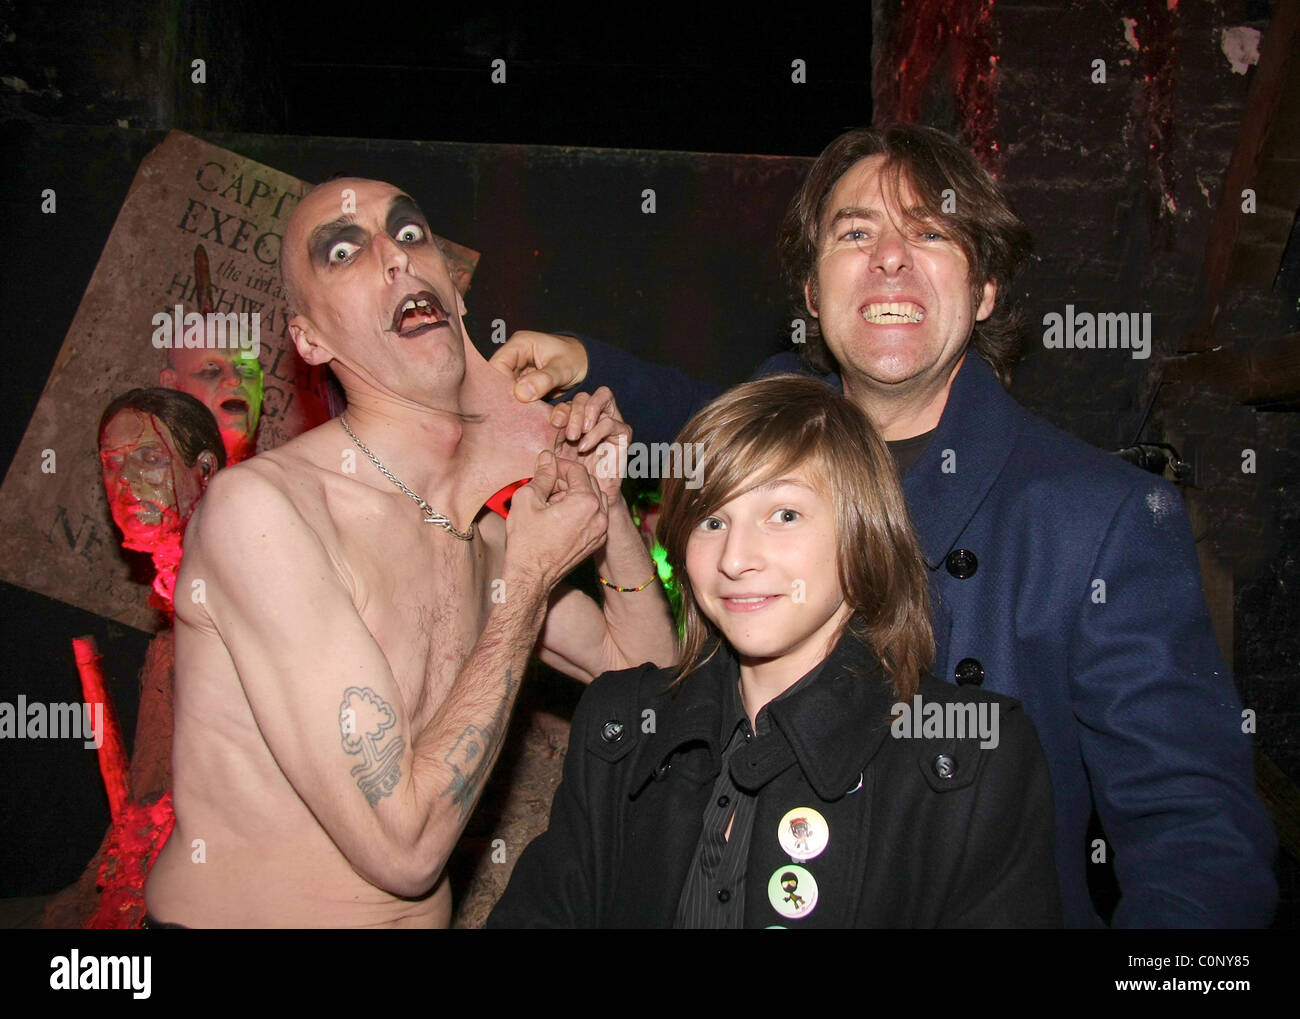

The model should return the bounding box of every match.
[72,637,130,820]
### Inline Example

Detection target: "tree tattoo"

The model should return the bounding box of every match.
[441,668,518,821]
[339,687,405,807]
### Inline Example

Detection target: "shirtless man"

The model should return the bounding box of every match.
[144,178,677,928]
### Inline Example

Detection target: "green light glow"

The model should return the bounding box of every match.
[651,541,673,585]
[649,540,684,639]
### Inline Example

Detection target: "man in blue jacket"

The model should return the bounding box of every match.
[491,124,1277,928]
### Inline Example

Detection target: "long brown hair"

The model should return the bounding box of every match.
[778,123,1033,386]
[657,374,933,699]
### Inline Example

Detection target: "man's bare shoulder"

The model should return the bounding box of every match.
[242,420,345,490]
[219,418,345,497]
[179,433,361,635]
[185,423,348,566]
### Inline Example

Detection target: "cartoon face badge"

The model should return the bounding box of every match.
[768,865,818,921]
[778,806,829,861]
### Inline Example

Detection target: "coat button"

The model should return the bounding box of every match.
[600,719,624,743]
[933,754,957,779]
[954,658,985,686]
[717,888,731,903]
[946,548,978,578]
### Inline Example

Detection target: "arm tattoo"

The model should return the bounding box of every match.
[441,668,519,821]
[339,686,406,807]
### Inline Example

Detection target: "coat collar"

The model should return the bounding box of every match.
[648,627,899,801]
[900,353,1030,568]
[802,353,1030,569]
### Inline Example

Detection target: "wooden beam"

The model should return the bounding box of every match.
[1163,333,1300,405]
[1192,0,1300,350]
[1255,749,1300,863]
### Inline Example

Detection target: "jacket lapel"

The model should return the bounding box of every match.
[613,631,902,927]
[902,354,1030,568]
[743,631,896,927]
[613,652,727,927]
[775,354,1030,569]
[762,629,898,799]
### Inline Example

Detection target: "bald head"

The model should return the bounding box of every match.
[283,178,446,312]
[283,178,379,315]
[278,177,476,407]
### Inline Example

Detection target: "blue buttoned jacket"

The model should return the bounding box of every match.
[579,338,1277,928]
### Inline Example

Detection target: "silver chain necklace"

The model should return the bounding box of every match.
[338,415,474,540]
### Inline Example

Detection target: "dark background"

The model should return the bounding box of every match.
[1,0,1296,926]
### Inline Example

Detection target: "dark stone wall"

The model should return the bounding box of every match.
[874,0,1299,926]
[0,0,285,134]
[997,0,1299,786]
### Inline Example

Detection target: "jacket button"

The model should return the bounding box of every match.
[933,754,957,779]
[600,719,624,743]
[717,889,731,903]
[954,658,985,686]
[946,548,978,579]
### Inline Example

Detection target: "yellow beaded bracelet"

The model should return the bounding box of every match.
[598,572,658,593]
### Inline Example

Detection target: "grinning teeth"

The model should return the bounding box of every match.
[402,300,416,311]
[862,301,925,323]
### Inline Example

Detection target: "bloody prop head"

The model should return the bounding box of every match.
[159,244,264,465]
[98,388,225,555]
[160,345,264,464]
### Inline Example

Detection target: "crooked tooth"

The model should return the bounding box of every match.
[402,299,416,311]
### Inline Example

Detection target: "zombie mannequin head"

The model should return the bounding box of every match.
[159,344,263,464]
[98,388,225,608]
[159,244,265,464]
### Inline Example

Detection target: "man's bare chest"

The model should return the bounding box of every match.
[332,498,506,721]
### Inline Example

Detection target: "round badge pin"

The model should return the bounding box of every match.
[778,807,829,861]
[768,864,818,920]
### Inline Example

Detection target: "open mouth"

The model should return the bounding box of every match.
[861,301,926,324]
[391,290,450,338]
[219,396,248,415]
